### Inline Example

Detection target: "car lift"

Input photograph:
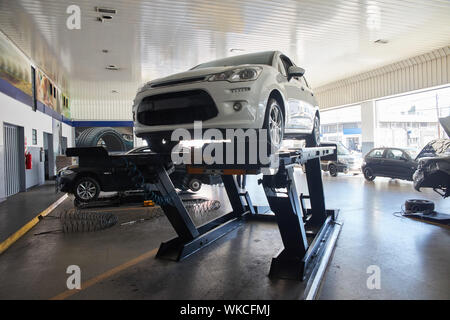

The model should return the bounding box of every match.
[67,145,341,281]
[152,145,341,281]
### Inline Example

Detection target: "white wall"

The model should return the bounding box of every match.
[0,91,73,200]
[62,122,75,148]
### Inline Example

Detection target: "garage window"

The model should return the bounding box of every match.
[32,129,37,145]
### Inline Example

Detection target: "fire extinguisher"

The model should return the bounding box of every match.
[26,152,32,170]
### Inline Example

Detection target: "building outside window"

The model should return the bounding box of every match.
[320,104,362,152]
[375,86,450,154]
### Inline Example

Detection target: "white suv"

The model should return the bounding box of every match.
[133,51,320,152]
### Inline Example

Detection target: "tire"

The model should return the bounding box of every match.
[74,177,100,202]
[305,115,320,147]
[405,199,434,213]
[363,167,376,181]
[76,127,130,152]
[189,178,202,192]
[329,164,338,177]
[263,99,284,153]
[148,136,178,153]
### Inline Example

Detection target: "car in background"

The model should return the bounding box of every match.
[57,146,217,202]
[361,147,418,181]
[320,142,362,177]
[133,51,321,153]
[413,120,450,198]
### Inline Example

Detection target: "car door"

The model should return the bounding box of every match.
[383,149,417,180]
[297,75,316,131]
[278,55,309,130]
[366,148,386,175]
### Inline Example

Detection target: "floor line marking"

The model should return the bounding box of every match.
[0,193,68,255]
[50,247,158,300]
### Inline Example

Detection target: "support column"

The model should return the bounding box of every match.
[361,100,376,155]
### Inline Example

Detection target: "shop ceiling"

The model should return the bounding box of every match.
[1,0,449,103]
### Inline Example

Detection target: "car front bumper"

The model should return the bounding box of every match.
[56,173,76,193]
[133,79,271,137]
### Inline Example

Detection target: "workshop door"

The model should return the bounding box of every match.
[4,124,21,197]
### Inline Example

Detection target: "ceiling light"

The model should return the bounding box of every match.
[95,7,117,15]
[374,39,389,44]
[105,65,119,70]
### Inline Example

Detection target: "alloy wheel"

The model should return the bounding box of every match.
[269,104,283,147]
[76,181,97,200]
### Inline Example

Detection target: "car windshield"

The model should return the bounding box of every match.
[404,149,418,159]
[337,142,350,155]
[192,51,275,69]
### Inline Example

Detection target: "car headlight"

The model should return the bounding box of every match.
[59,169,74,176]
[207,67,262,82]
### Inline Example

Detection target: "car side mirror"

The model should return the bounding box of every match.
[287,66,305,81]
[400,156,408,161]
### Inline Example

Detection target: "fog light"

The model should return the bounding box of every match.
[233,102,242,111]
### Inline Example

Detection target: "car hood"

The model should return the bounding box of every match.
[416,139,450,160]
[339,154,360,161]
[139,65,265,90]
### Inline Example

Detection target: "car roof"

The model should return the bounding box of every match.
[193,51,280,69]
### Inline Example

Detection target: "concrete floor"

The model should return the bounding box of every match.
[0,181,64,243]
[0,170,448,299]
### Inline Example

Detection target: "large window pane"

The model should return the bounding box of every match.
[375,86,450,152]
[321,105,362,152]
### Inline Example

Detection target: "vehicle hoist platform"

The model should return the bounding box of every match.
[152,145,341,281]
[68,144,341,281]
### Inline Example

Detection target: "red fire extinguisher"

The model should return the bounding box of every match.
[26,152,32,170]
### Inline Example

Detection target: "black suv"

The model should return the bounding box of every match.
[57,146,216,202]
[361,147,418,181]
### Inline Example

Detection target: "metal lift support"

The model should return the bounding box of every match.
[154,145,341,281]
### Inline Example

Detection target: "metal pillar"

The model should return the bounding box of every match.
[156,169,248,261]
[261,157,338,280]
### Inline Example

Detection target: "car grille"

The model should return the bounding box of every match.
[137,89,218,126]
[150,76,206,88]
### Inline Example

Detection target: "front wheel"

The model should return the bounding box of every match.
[74,177,100,202]
[363,168,376,181]
[305,115,320,147]
[189,178,202,192]
[329,164,338,177]
[263,99,284,153]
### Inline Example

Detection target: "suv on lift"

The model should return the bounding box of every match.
[361,147,418,181]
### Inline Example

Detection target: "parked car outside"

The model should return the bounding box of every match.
[321,142,362,177]
[361,147,418,181]
[362,138,449,184]
[132,51,321,153]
